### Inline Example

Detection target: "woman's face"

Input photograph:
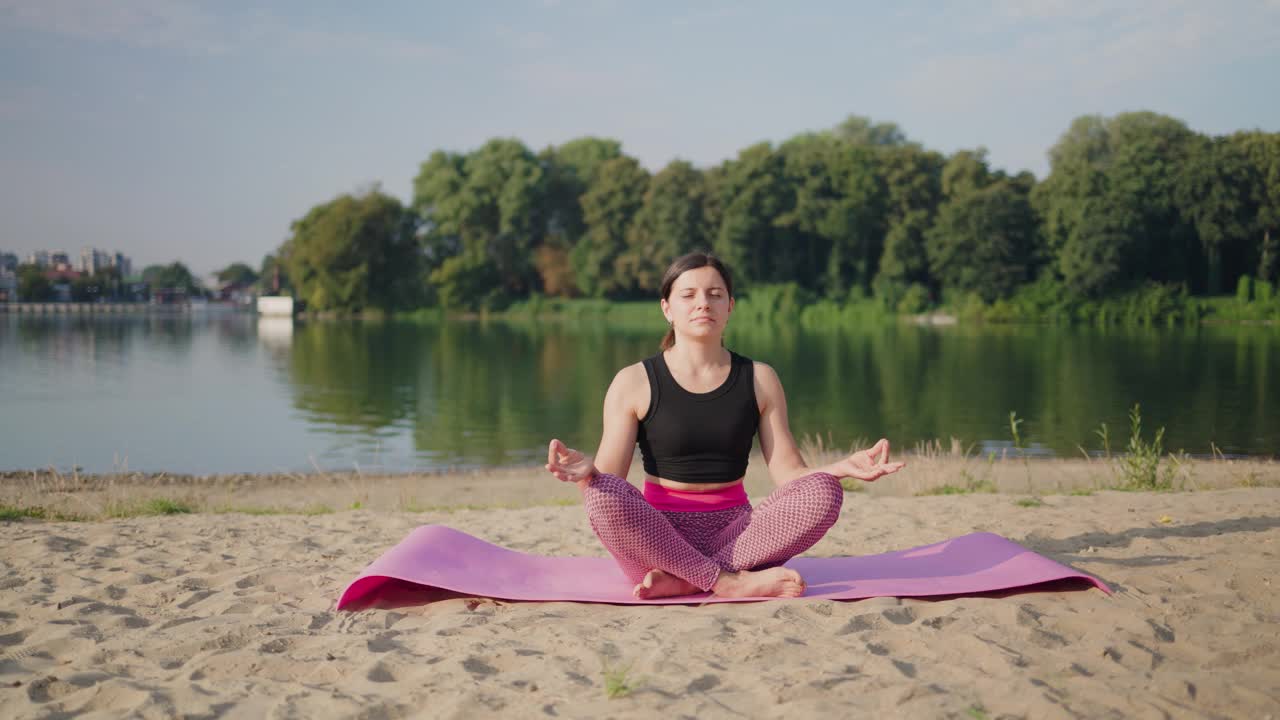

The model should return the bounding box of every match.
[661,266,734,341]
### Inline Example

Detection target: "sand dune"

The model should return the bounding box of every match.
[2,483,1278,718]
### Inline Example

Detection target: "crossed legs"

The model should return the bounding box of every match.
[581,472,844,597]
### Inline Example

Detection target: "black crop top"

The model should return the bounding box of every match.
[636,351,760,483]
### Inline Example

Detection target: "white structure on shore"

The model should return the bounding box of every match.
[257,296,294,317]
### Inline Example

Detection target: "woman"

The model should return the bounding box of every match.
[545,252,904,599]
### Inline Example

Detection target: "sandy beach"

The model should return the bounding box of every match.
[2,459,1279,718]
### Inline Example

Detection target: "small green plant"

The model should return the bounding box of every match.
[1116,403,1172,490]
[966,706,991,720]
[1095,422,1112,459]
[107,498,194,517]
[839,477,867,492]
[1015,498,1043,508]
[919,470,997,496]
[1009,410,1035,495]
[1,505,48,521]
[603,663,636,699]
[1068,488,1095,496]
[349,500,363,510]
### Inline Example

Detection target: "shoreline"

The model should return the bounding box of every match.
[4,455,1275,521]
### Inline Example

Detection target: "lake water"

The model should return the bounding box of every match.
[1,312,1275,474]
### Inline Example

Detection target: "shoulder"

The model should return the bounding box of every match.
[750,360,787,409]
[604,361,651,418]
[611,361,649,390]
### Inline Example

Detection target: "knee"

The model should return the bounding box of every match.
[581,473,640,516]
[796,472,845,522]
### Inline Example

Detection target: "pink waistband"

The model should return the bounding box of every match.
[643,481,749,513]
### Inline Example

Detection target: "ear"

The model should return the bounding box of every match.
[727,296,735,314]
[660,297,671,323]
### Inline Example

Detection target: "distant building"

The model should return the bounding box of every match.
[112,252,132,278]
[0,269,15,302]
[50,251,71,272]
[27,250,50,268]
[0,252,16,272]
[78,247,112,275]
[75,247,132,277]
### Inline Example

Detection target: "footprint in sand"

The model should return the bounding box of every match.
[26,675,77,703]
[259,638,292,654]
[367,662,396,683]
[881,607,917,626]
[0,630,29,647]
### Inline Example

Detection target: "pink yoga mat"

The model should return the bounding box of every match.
[337,526,1108,608]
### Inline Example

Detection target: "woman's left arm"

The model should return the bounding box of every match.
[755,362,905,488]
[754,363,810,488]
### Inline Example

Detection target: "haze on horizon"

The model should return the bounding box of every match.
[2,0,1278,276]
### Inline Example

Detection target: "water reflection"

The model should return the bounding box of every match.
[1,313,1276,473]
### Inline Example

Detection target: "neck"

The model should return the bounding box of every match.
[667,337,728,368]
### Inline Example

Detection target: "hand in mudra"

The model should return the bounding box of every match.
[546,439,596,484]
[832,438,905,482]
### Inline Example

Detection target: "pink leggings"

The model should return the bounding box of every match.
[582,472,844,592]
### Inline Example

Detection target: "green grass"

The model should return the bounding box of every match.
[965,706,990,720]
[213,505,284,516]
[602,664,636,699]
[107,498,195,518]
[1068,488,1095,496]
[839,478,868,492]
[1014,498,1044,508]
[918,474,997,496]
[1,505,52,521]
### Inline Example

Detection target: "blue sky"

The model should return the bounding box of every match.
[2,1,1278,276]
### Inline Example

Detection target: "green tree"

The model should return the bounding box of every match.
[16,265,52,301]
[70,275,105,302]
[572,156,649,297]
[874,144,945,304]
[283,188,421,312]
[713,143,793,286]
[258,253,290,294]
[1036,112,1197,297]
[833,115,910,147]
[215,262,259,287]
[412,140,547,306]
[540,137,623,242]
[1228,131,1280,283]
[778,134,886,297]
[141,262,200,293]
[1177,136,1255,294]
[618,159,711,294]
[535,137,624,296]
[926,180,1038,303]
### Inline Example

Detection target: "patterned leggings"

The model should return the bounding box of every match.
[582,472,844,592]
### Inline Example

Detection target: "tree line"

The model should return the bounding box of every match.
[260,112,1279,316]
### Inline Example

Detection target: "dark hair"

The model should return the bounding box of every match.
[659,251,734,351]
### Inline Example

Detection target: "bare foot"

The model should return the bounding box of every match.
[633,569,702,599]
[712,567,806,599]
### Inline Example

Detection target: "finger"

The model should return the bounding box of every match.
[876,461,906,475]
[871,438,890,464]
[548,439,562,467]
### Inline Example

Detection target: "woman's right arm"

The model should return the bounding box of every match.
[546,364,643,484]
[591,364,643,479]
